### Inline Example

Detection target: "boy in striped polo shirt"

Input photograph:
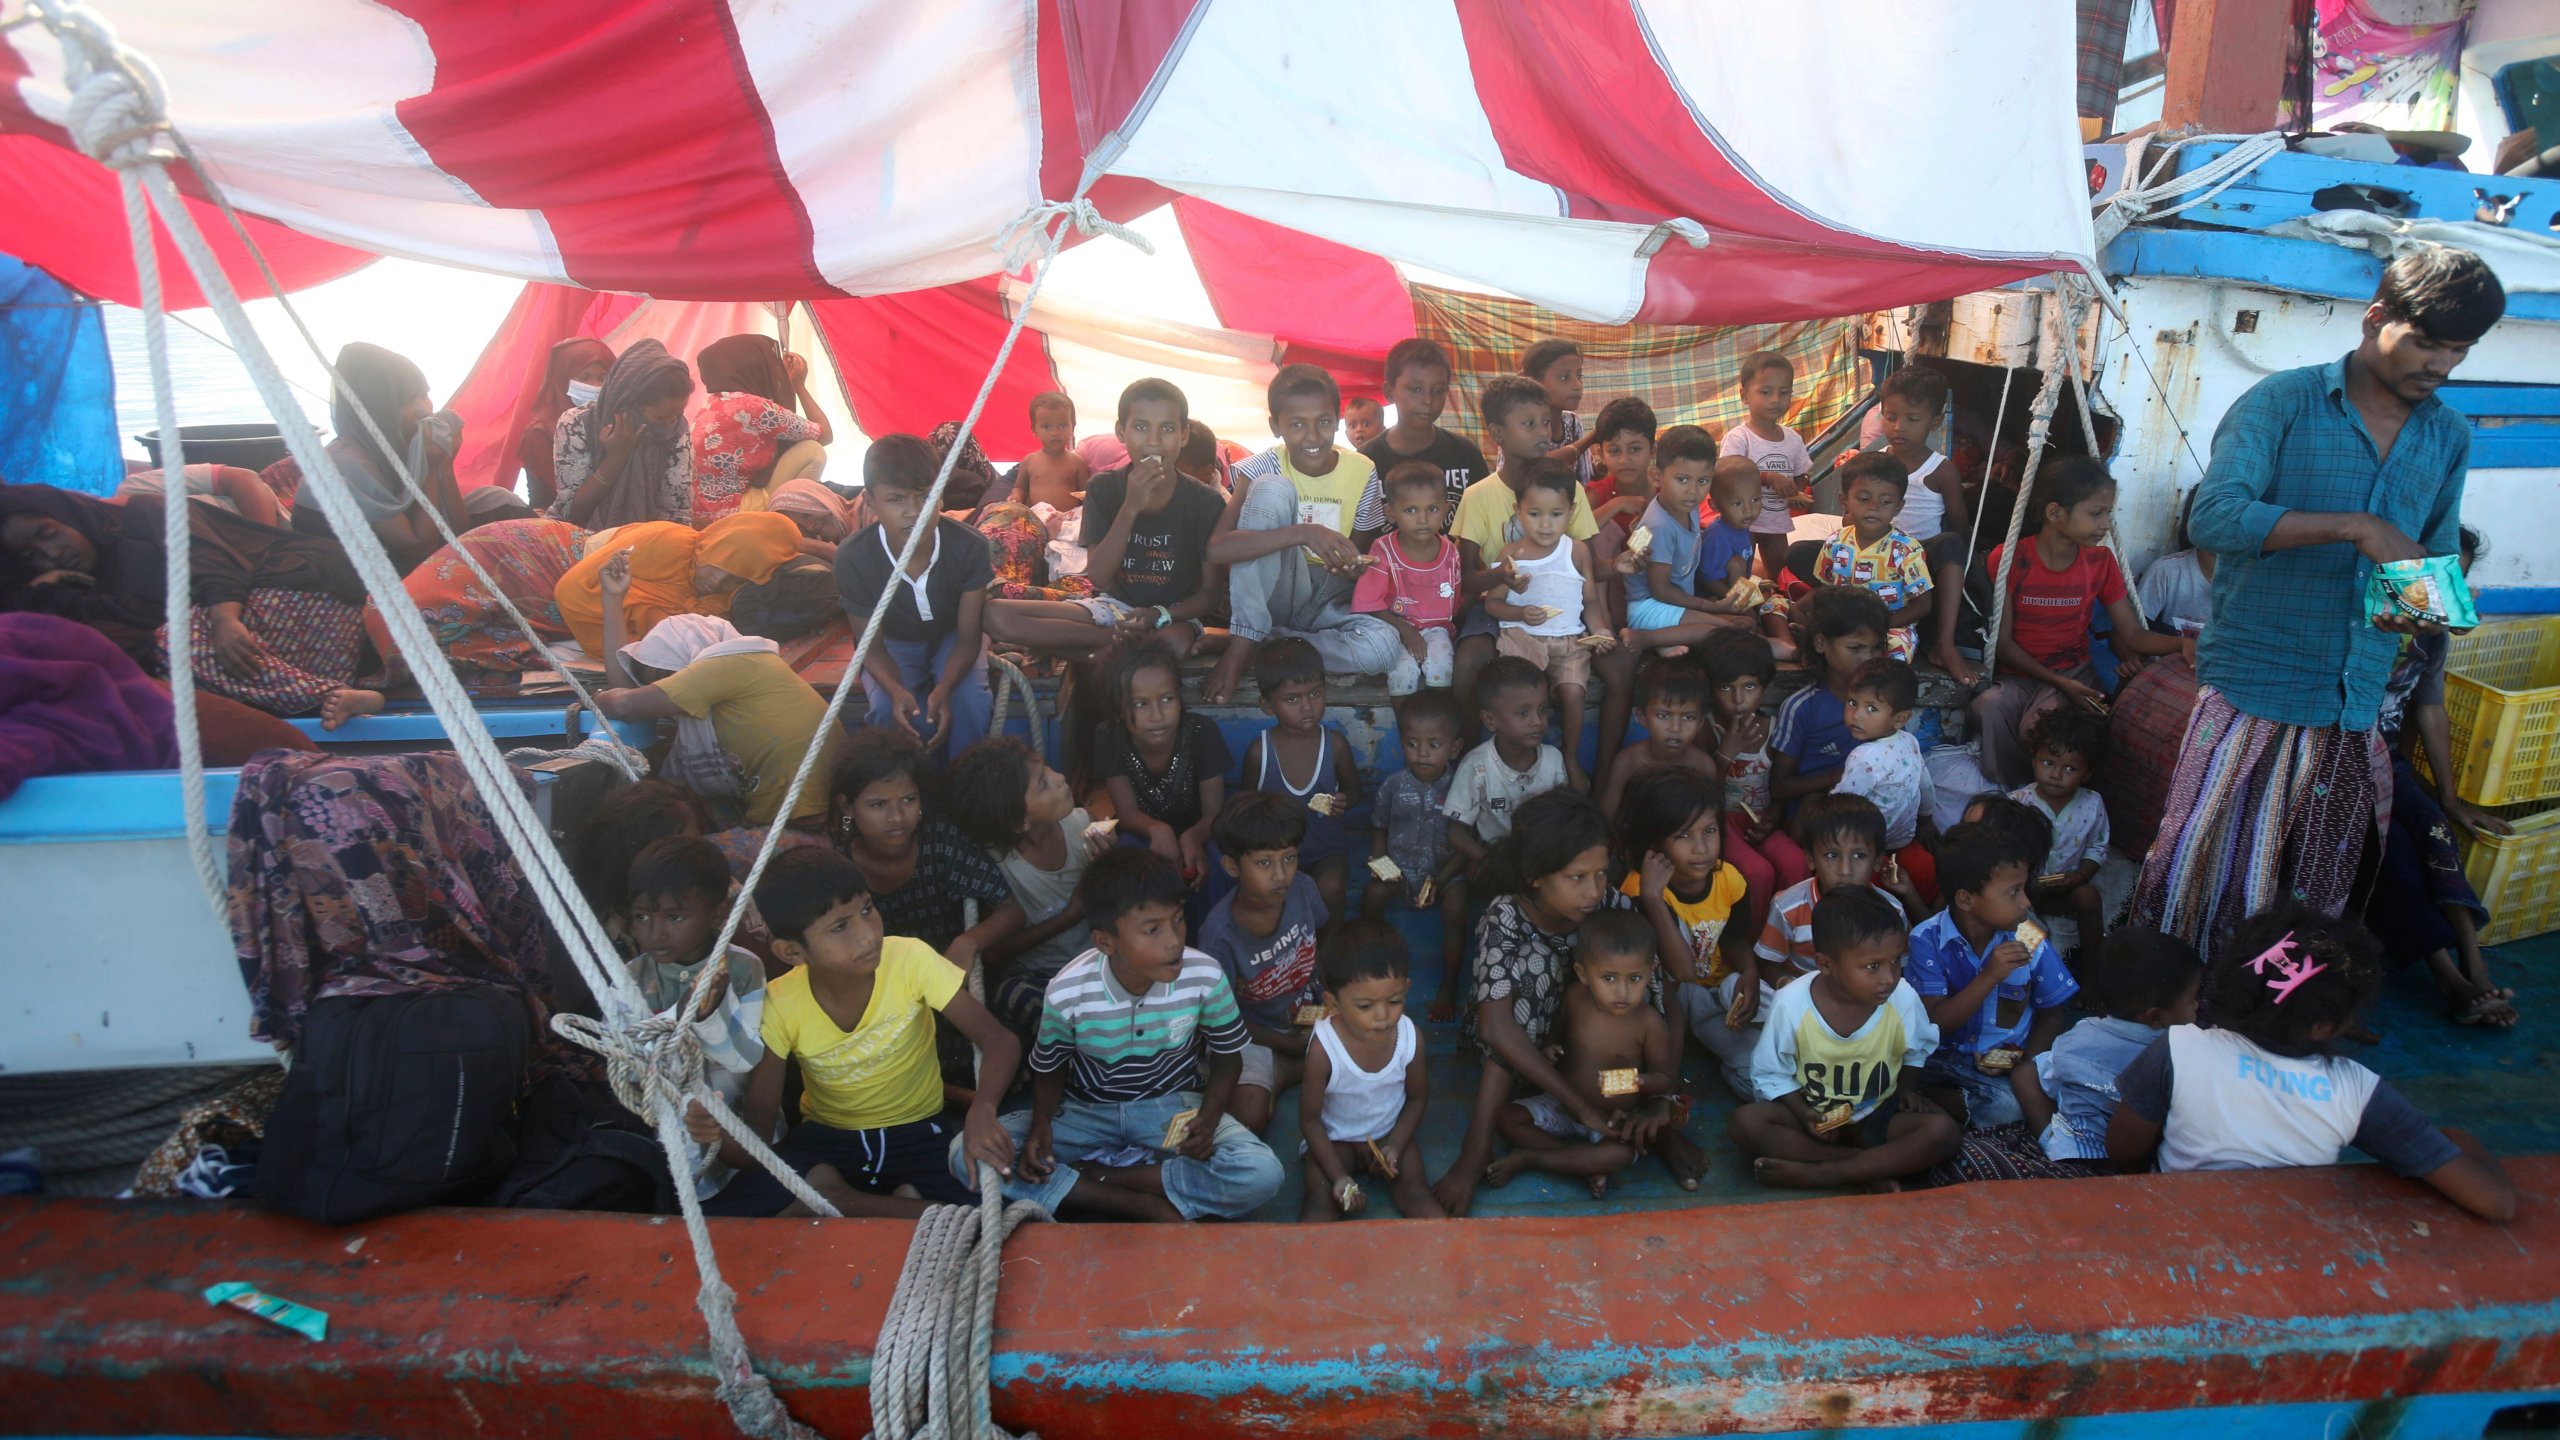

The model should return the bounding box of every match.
[962,848,1285,1221]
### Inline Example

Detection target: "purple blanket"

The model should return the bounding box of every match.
[0,612,177,800]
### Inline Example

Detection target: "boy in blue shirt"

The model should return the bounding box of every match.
[1903,819,2079,1127]
[1770,586,1889,811]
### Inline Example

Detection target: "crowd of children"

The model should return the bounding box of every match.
[580,341,2513,1229]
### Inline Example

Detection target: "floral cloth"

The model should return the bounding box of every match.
[691,392,822,523]
[369,518,586,686]
[226,751,558,1055]
[1813,524,1933,663]
[164,588,365,717]
[1463,891,1649,1061]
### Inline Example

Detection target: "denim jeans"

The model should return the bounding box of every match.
[952,1091,1283,1220]
[1925,1053,2025,1129]
[855,631,992,755]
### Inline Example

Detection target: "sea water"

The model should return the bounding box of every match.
[97,258,522,461]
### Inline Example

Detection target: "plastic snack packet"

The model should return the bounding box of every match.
[203,1282,328,1342]
[1162,1109,1198,1149]
[1599,1068,1641,1098]
[2369,555,2478,633]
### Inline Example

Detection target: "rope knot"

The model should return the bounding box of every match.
[36,2,174,171]
[995,197,1155,273]
[551,1007,707,1121]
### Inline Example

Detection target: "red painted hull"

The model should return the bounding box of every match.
[2,1159,2554,1438]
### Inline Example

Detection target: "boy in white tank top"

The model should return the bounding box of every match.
[1483,460,1626,788]
[1298,920,1441,1219]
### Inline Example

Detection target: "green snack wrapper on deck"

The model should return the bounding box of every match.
[2368,555,2478,633]
[204,1281,329,1341]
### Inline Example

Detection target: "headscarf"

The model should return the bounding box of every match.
[568,338,694,530]
[553,513,797,654]
[695,334,793,406]
[0,485,362,646]
[927,420,997,513]
[692,511,802,617]
[767,478,852,543]
[331,341,428,483]
[619,613,780,800]
[537,337,617,426]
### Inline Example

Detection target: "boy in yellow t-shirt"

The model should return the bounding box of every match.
[700,849,1022,1218]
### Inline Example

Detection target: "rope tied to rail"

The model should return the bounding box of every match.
[29,3,1101,1434]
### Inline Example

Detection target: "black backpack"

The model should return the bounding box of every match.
[257,986,531,1224]
[486,1074,674,1214]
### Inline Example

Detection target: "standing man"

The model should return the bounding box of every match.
[2132,246,2505,955]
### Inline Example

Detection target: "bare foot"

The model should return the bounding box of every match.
[1565,764,1590,792]
[319,687,386,731]
[1482,1154,1526,1189]
[1859,1177,1905,1195]
[1200,651,1248,706]
[1659,1131,1708,1191]
[1752,1155,1844,1190]
[1616,627,1641,652]
[1659,645,1689,659]
[1427,996,1460,1025]
[1431,1167,1481,1217]
[1585,1173,1611,1200]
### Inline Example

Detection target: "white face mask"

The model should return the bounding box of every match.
[565,379,602,407]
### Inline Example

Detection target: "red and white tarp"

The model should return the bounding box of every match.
[1,0,2095,325]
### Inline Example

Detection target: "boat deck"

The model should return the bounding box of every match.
[1237,926,2560,1221]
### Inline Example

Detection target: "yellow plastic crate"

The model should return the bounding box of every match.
[2464,797,2560,947]
[2439,616,2560,806]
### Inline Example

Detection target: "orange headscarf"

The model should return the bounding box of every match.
[553,512,799,654]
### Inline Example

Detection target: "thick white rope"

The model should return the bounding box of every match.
[76,61,224,914]
[1979,274,2085,675]
[2092,131,2287,252]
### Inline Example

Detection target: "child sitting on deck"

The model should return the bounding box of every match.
[972,848,1286,1222]
[1734,888,1958,1191]
[1438,791,1688,1215]
[1090,640,1231,887]
[1241,636,1363,919]
[1201,363,1403,705]
[1701,629,1806,913]
[1720,350,1811,585]
[1872,365,1968,547]
[2012,707,2113,955]
[1619,425,1743,657]
[1812,453,1933,665]
[1485,909,1689,1199]
[1351,337,1490,542]
[707,849,1021,1218]
[1013,390,1090,516]
[1444,656,1568,876]
[1972,457,2182,789]
[945,737,1112,1046]
[1757,793,1919,984]
[626,837,778,1204]
[1619,768,1756,1099]
[1903,819,2078,1129]
[2012,929,2200,1171]
[1770,586,1891,814]
[835,433,995,756]
[1364,689,1469,1019]
[2108,905,2515,1222]
[1483,460,1618,788]
[1449,374,1601,744]
[1299,920,1441,1219]
[1596,657,1721,819]
[987,378,1226,661]
[1351,460,1463,694]
[1199,793,1329,1135]
[1834,658,1937,906]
